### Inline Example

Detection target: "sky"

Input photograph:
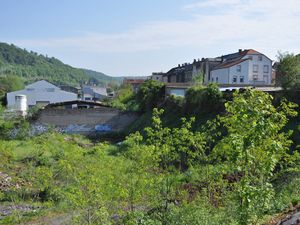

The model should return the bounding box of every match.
[1,0,300,77]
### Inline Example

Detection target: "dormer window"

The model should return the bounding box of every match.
[248,56,253,60]
[237,65,241,72]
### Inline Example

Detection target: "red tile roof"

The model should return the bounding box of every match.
[124,79,146,84]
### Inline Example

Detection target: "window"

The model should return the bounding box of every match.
[26,88,34,91]
[240,76,244,83]
[212,77,214,82]
[253,75,258,81]
[263,65,269,73]
[85,97,91,101]
[253,65,258,73]
[216,77,219,83]
[237,65,241,72]
[248,56,253,60]
[233,76,237,83]
[258,55,262,61]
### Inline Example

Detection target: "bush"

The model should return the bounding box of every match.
[185,83,224,115]
[136,80,165,112]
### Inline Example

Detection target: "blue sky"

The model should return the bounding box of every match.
[1,0,300,76]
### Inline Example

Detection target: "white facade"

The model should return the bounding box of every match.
[7,80,78,108]
[151,73,164,82]
[210,51,272,85]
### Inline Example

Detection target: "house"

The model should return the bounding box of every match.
[210,49,272,85]
[123,77,149,93]
[151,72,165,82]
[81,85,108,101]
[6,80,78,108]
[163,58,222,84]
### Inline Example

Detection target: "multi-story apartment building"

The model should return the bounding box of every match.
[210,49,272,85]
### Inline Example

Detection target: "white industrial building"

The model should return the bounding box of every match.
[7,80,78,108]
[210,49,272,85]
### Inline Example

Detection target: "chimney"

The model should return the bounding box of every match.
[239,49,242,53]
[178,64,181,67]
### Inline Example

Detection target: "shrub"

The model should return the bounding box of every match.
[185,83,224,115]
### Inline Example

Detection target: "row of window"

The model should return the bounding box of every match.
[232,76,244,83]
[236,64,269,73]
[212,75,269,83]
[212,76,245,83]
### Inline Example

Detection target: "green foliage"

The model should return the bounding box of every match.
[276,52,300,89]
[0,75,24,94]
[136,80,165,112]
[0,75,24,105]
[213,90,298,224]
[192,70,204,85]
[185,83,224,114]
[108,84,136,110]
[0,89,300,224]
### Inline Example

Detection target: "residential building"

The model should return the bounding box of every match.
[163,58,222,84]
[151,72,165,82]
[81,85,108,101]
[210,49,272,85]
[123,77,149,93]
[7,80,78,108]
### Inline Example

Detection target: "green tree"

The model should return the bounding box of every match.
[185,83,224,114]
[136,80,165,112]
[213,90,297,224]
[192,70,204,85]
[276,52,300,89]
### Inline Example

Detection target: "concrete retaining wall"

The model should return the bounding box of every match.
[36,107,138,133]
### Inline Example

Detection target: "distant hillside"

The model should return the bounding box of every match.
[0,42,122,86]
[82,69,123,85]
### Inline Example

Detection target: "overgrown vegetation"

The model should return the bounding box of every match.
[108,80,164,112]
[276,52,300,89]
[0,89,300,224]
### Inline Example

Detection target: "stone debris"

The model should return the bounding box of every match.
[0,172,15,192]
[277,211,300,225]
[0,204,40,219]
[0,172,24,192]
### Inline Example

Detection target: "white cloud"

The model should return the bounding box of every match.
[183,0,240,10]
[10,0,300,58]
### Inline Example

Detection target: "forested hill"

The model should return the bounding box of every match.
[0,42,122,86]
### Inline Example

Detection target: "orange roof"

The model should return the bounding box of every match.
[242,49,262,55]
[125,79,146,84]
